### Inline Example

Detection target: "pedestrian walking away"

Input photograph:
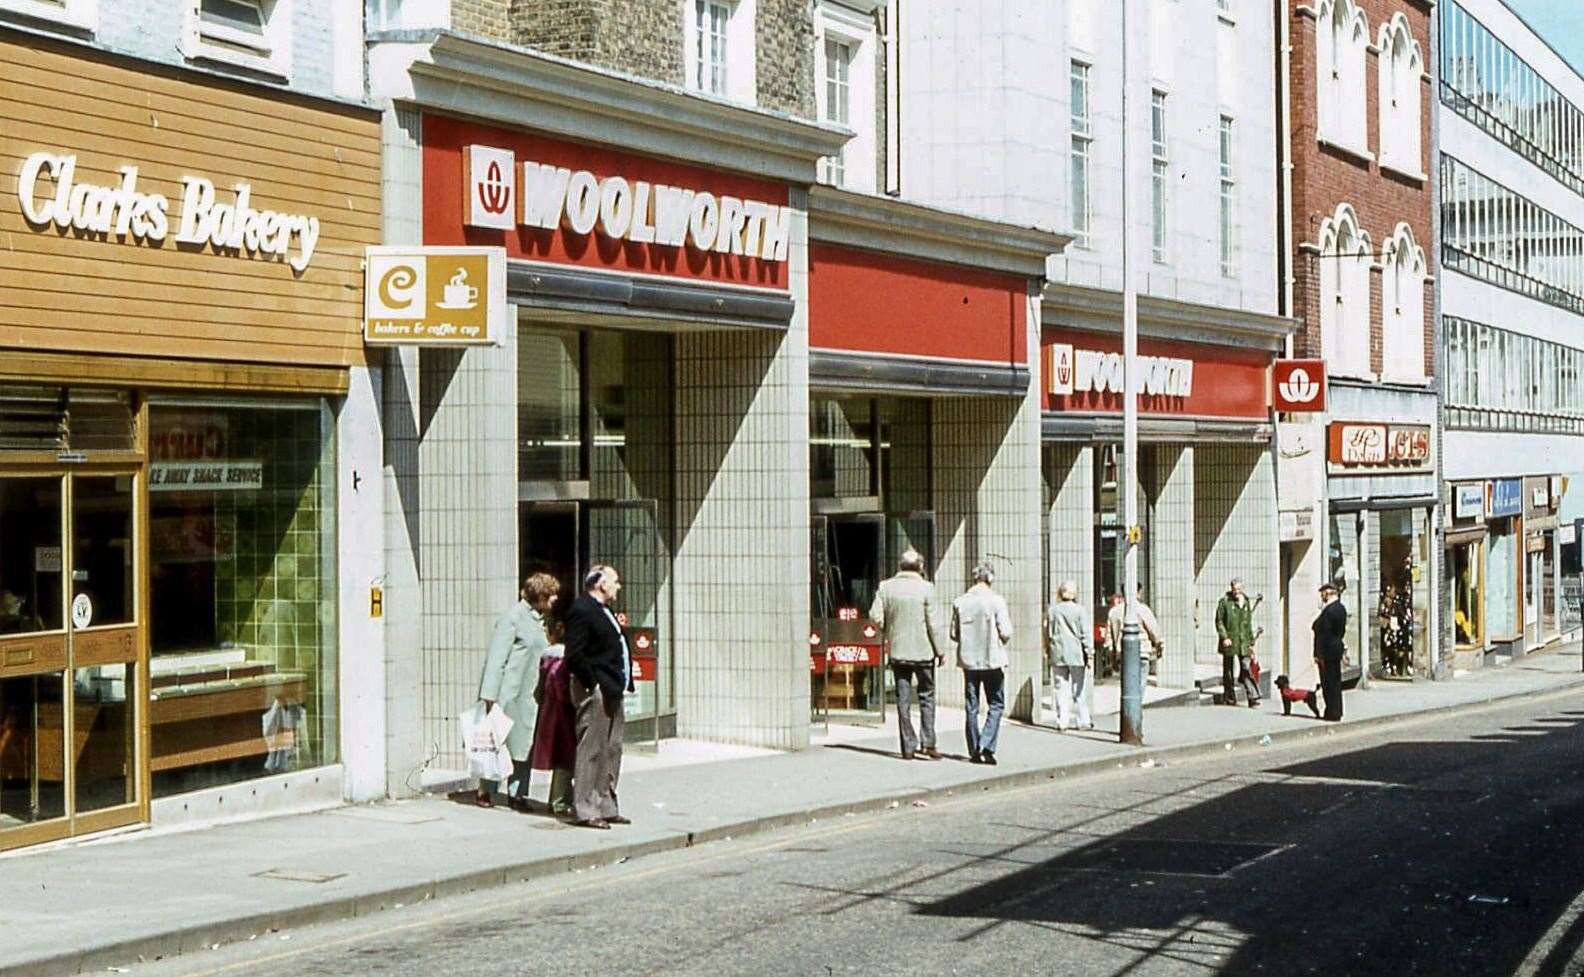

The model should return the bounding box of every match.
[475,572,558,810]
[869,548,946,760]
[1313,581,1348,722]
[952,561,1013,765]
[563,564,634,828]
[530,617,576,818]
[1046,580,1093,732]
[1215,578,1262,707]
[1106,586,1165,671]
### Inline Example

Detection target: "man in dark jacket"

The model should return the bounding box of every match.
[1313,581,1348,722]
[562,564,633,828]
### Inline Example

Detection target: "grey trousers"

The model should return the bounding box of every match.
[571,677,624,822]
[891,661,937,755]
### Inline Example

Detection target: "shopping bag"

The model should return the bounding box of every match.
[459,702,514,781]
[1248,655,1262,685]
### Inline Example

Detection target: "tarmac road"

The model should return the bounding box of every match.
[131,688,1584,977]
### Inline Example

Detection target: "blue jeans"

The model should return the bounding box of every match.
[963,668,1006,757]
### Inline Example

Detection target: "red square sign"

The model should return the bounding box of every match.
[1273,359,1327,412]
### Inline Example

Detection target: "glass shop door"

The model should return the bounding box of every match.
[1,469,143,851]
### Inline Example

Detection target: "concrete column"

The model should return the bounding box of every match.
[1149,444,1195,689]
[338,362,386,802]
[1044,442,1093,723]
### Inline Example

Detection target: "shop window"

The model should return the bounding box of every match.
[0,0,95,32]
[1376,14,1423,176]
[1318,204,1372,379]
[183,0,293,80]
[811,398,876,500]
[0,478,63,636]
[1382,223,1427,383]
[1376,510,1423,677]
[1316,0,1369,156]
[0,674,66,826]
[147,402,335,798]
[1487,519,1519,640]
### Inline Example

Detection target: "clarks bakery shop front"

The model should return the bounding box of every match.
[0,34,380,849]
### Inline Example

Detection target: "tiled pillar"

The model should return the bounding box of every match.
[1044,442,1093,722]
[1149,444,1195,689]
[1194,445,1280,679]
[669,191,810,750]
[1362,508,1381,680]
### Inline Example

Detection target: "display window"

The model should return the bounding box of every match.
[1452,540,1484,648]
[147,402,337,798]
[1375,510,1427,677]
[1487,519,1520,640]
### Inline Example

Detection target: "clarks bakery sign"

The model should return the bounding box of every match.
[16,151,322,272]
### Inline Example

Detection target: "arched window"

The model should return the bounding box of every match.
[1316,0,1368,153]
[1377,14,1424,175]
[1382,223,1427,382]
[1318,205,1372,378]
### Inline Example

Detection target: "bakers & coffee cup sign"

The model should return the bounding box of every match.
[16,151,321,273]
[1326,422,1433,474]
[364,246,506,346]
[462,145,793,262]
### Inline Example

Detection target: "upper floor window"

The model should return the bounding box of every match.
[692,0,730,96]
[1316,0,1368,156]
[1377,14,1424,177]
[686,0,756,104]
[815,5,876,193]
[1151,89,1168,263]
[0,0,96,31]
[1070,60,1093,248]
[183,0,292,79]
[1441,0,1584,198]
[1219,115,1236,277]
[821,38,852,185]
[1317,204,1372,379]
[1382,223,1427,382]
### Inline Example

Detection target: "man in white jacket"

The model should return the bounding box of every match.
[952,561,1013,764]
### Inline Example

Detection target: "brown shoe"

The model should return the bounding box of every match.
[901,751,916,761]
[576,818,611,830]
[606,815,631,825]
[918,748,942,761]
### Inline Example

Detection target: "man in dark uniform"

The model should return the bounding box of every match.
[562,565,633,829]
[1313,581,1348,722]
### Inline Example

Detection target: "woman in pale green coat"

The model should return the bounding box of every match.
[476,572,559,809]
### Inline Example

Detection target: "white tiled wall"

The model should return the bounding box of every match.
[1193,444,1279,668]
[1148,444,1196,689]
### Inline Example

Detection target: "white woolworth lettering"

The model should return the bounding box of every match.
[1073,349,1193,397]
[515,158,790,261]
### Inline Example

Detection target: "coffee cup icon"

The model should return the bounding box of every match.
[437,268,478,309]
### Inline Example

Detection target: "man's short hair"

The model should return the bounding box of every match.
[972,561,995,584]
[1229,577,1243,589]
[584,565,614,592]
[899,549,925,572]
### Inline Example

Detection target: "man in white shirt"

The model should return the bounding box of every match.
[952,561,1013,765]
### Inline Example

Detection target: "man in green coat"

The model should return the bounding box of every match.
[1215,577,1261,707]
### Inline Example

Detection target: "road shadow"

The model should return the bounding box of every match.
[904,706,1584,975]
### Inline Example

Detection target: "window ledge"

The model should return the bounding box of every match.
[1330,369,1379,384]
[182,38,291,82]
[1380,160,1427,182]
[0,0,95,31]
[1381,373,1431,387]
[1317,135,1374,165]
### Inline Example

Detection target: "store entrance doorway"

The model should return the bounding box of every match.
[810,510,935,721]
[1,468,144,851]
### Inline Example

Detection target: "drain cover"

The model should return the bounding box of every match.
[253,868,347,884]
[1059,839,1284,878]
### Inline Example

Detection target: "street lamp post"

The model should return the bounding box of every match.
[1119,0,1144,746]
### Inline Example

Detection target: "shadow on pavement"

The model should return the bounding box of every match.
[904,705,1584,975]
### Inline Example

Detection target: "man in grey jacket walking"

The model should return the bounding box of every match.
[870,549,945,760]
[952,561,1012,765]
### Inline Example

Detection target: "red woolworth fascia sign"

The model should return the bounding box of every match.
[1272,359,1327,412]
[422,113,791,290]
[1040,328,1271,419]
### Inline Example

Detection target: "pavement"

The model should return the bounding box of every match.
[4,644,1582,977]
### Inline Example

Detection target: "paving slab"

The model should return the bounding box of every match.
[2,643,1580,977]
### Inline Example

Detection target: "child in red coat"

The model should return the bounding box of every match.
[531,621,577,817]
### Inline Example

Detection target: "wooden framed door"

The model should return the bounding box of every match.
[0,467,145,850]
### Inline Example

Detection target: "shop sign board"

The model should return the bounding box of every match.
[1489,478,1523,518]
[1272,359,1327,412]
[16,151,322,272]
[1561,523,1578,546]
[1528,534,1548,554]
[149,461,263,492]
[363,246,506,345]
[1454,483,1485,520]
[1279,508,1315,542]
[1533,485,1551,508]
[1326,423,1432,473]
[1040,328,1270,419]
[825,644,884,667]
